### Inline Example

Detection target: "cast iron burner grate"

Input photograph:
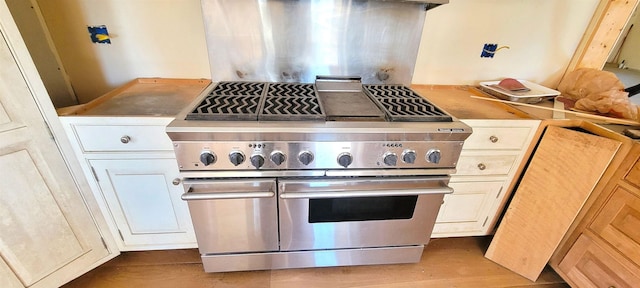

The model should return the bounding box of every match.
[259,83,325,121]
[186,82,325,121]
[363,85,452,122]
[186,82,265,121]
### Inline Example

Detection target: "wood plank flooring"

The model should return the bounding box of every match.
[62,237,568,288]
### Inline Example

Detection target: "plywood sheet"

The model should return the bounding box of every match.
[485,125,620,281]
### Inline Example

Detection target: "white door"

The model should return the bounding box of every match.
[0,18,116,288]
[90,158,196,250]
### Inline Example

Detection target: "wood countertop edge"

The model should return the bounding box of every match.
[411,84,542,120]
[56,78,211,117]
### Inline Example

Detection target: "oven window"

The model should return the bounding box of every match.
[308,196,418,223]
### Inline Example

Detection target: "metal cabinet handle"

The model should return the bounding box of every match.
[172,178,181,185]
[120,135,131,144]
[280,187,453,199]
[182,191,275,201]
[489,135,499,143]
[477,163,486,170]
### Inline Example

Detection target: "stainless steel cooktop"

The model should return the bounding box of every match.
[167,78,471,174]
[183,78,452,123]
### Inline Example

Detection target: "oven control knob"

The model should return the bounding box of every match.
[199,151,216,166]
[229,151,245,166]
[250,154,265,169]
[298,151,314,166]
[402,150,417,164]
[426,149,441,164]
[383,153,398,166]
[270,151,286,166]
[337,152,353,168]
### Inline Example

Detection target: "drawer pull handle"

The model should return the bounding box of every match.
[120,135,131,144]
[172,178,181,185]
[477,163,486,170]
[489,135,499,143]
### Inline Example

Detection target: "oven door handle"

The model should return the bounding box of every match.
[279,187,453,199]
[182,191,275,201]
[181,178,277,201]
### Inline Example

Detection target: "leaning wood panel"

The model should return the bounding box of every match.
[563,0,639,74]
[485,125,621,281]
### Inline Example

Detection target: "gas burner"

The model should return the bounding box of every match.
[186,82,326,121]
[363,85,452,122]
[259,83,325,121]
[186,82,265,121]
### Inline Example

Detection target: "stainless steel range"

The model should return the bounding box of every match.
[167,77,471,272]
[166,0,466,273]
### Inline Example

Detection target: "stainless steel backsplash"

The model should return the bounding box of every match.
[201,0,446,85]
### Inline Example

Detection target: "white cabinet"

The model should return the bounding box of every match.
[60,117,197,251]
[1,5,117,286]
[432,119,540,237]
[90,158,194,248]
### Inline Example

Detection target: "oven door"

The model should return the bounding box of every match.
[181,178,278,254]
[278,176,452,251]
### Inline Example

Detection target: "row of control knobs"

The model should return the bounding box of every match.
[199,149,441,168]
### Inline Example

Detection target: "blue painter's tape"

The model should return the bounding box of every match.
[88,25,111,44]
[481,43,497,58]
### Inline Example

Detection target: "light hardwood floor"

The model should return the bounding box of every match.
[62,237,567,288]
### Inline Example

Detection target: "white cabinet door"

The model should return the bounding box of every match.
[0,24,115,288]
[433,181,504,236]
[0,258,22,288]
[90,159,196,250]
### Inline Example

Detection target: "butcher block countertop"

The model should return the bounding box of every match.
[56,78,550,120]
[57,78,632,125]
[57,78,211,117]
[411,85,545,120]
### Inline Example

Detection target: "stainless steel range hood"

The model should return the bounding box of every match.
[201,0,448,85]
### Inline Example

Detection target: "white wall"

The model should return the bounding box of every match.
[413,0,599,87]
[37,0,598,103]
[36,0,210,104]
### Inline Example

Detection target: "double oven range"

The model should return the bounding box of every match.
[166,77,471,272]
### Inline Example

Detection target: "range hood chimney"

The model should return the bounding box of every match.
[201,0,448,85]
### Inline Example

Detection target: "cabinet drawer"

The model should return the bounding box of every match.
[589,186,640,265]
[72,125,174,152]
[625,158,640,188]
[462,127,533,150]
[455,154,517,176]
[559,234,640,288]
